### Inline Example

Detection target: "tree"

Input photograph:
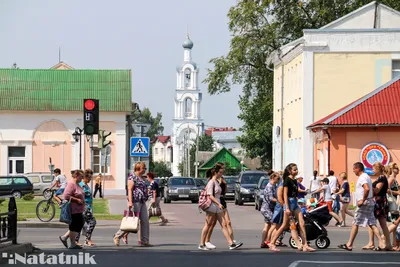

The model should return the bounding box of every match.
[204,0,400,169]
[153,161,173,177]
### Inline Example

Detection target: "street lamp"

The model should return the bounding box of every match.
[72,127,83,169]
[240,160,244,172]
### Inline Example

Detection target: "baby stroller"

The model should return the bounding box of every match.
[288,204,332,249]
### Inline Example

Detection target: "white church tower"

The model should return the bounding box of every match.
[171,34,203,176]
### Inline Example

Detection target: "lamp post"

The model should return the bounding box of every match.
[240,160,244,172]
[72,127,83,169]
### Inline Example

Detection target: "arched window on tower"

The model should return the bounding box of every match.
[184,98,193,118]
[184,69,191,88]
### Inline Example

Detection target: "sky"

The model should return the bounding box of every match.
[0,0,242,134]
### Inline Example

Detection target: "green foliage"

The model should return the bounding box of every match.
[22,193,35,201]
[0,199,5,205]
[153,161,173,177]
[205,0,400,169]
[223,162,242,176]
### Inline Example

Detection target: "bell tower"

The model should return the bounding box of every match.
[171,34,203,176]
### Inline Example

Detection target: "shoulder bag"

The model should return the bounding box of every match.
[60,199,72,225]
[120,208,139,233]
[198,181,215,212]
[387,187,399,214]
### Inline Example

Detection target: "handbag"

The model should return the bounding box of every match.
[387,189,399,214]
[120,208,139,233]
[60,199,72,225]
[148,204,162,217]
[341,196,350,203]
[198,182,215,212]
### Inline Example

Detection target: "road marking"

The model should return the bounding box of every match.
[288,261,400,267]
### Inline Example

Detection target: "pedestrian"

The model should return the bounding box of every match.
[146,172,168,225]
[333,172,354,227]
[198,165,242,250]
[113,162,150,247]
[75,169,97,247]
[328,170,341,216]
[93,174,103,198]
[59,170,85,249]
[338,162,385,251]
[49,168,67,207]
[313,178,344,226]
[260,170,280,247]
[269,163,315,252]
[309,170,321,199]
[361,162,391,251]
[296,176,308,199]
[203,162,242,250]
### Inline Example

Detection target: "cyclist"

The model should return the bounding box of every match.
[49,168,68,206]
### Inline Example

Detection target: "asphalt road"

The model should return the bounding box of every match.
[9,201,400,267]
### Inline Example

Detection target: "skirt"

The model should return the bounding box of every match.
[374,196,389,219]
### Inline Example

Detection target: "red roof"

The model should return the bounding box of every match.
[308,77,400,129]
[152,136,171,144]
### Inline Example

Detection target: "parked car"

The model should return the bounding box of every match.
[234,171,268,205]
[24,172,54,196]
[164,177,199,203]
[254,177,270,211]
[194,178,207,191]
[0,176,34,198]
[223,176,237,200]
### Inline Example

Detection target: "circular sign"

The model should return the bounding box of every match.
[360,142,390,175]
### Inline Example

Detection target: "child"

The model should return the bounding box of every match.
[298,198,307,215]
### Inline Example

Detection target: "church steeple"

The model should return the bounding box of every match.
[182,33,194,61]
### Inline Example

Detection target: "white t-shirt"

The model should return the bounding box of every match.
[322,184,332,201]
[328,175,337,193]
[55,174,67,189]
[309,176,321,191]
[355,173,373,201]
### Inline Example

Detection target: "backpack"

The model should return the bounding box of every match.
[198,181,215,211]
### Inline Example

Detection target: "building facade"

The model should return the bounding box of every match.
[171,34,203,176]
[0,66,132,193]
[272,1,400,178]
[152,136,172,166]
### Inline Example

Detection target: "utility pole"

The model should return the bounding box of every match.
[195,123,200,178]
[187,124,190,177]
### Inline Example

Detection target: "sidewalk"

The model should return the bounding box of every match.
[18,219,121,229]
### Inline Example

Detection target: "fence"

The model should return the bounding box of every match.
[0,195,17,244]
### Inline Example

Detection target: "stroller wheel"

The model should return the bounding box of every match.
[315,236,330,249]
[289,236,302,249]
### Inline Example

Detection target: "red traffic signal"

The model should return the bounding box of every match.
[84,99,96,111]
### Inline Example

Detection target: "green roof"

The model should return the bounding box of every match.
[0,69,132,112]
[198,147,248,176]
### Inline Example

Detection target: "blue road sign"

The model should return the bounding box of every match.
[130,137,150,157]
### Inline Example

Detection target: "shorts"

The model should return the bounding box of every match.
[55,188,65,196]
[272,203,283,225]
[284,197,299,212]
[353,200,376,227]
[69,213,84,232]
[326,201,333,212]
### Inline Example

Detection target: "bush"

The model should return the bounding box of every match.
[22,193,35,201]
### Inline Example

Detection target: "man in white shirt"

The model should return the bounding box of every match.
[338,162,384,251]
[328,170,340,215]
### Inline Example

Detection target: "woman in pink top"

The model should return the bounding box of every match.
[59,170,85,249]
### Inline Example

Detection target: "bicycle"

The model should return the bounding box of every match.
[36,189,61,222]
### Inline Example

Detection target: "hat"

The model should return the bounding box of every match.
[295,175,303,179]
[298,198,306,204]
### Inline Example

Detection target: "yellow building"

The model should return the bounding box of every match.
[271,1,400,178]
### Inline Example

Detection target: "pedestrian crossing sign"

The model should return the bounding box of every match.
[130,137,150,157]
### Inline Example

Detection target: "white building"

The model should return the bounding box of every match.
[152,136,172,166]
[171,34,203,176]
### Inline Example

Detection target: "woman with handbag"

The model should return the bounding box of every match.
[146,172,168,225]
[59,170,85,249]
[386,162,400,249]
[113,162,150,246]
[333,172,354,227]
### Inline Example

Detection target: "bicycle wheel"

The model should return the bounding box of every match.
[36,200,56,222]
[43,189,53,200]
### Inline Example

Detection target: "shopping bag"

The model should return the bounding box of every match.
[60,200,72,225]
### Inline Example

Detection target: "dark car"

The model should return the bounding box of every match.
[194,178,207,191]
[155,178,168,198]
[0,176,34,198]
[223,176,237,200]
[164,177,199,203]
[254,177,270,211]
[234,171,268,205]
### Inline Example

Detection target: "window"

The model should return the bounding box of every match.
[42,175,54,183]
[184,98,193,118]
[13,178,28,184]
[93,150,110,174]
[161,148,164,155]
[392,60,400,78]
[30,176,40,184]
[8,147,25,157]
[155,148,158,155]
[0,178,12,185]
[184,68,191,88]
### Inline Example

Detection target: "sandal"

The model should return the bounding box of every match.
[373,247,383,251]
[362,246,375,250]
[302,246,315,252]
[269,246,280,252]
[122,235,128,244]
[275,241,287,247]
[338,244,352,251]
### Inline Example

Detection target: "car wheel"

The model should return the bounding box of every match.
[12,191,22,199]
[234,195,238,205]
[191,199,198,204]
[237,194,244,206]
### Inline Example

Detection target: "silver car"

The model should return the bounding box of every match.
[24,172,55,196]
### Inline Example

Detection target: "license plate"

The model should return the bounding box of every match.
[179,194,189,198]
[226,193,234,196]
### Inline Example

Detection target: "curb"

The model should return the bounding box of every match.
[18,222,120,229]
[0,243,34,263]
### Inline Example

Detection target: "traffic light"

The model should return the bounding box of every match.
[98,130,111,148]
[83,99,99,135]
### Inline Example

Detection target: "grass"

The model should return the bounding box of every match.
[0,197,159,221]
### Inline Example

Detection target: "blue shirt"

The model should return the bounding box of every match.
[298,182,306,198]
[79,182,92,209]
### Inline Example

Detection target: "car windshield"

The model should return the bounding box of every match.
[224,177,237,184]
[241,173,266,184]
[260,178,270,189]
[195,179,207,186]
[170,178,195,186]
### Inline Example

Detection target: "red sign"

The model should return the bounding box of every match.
[360,142,390,169]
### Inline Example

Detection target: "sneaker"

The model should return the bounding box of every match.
[340,221,346,227]
[205,242,216,249]
[198,245,210,251]
[113,234,120,247]
[335,222,341,227]
[229,242,243,250]
[59,236,68,248]
[141,243,154,247]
